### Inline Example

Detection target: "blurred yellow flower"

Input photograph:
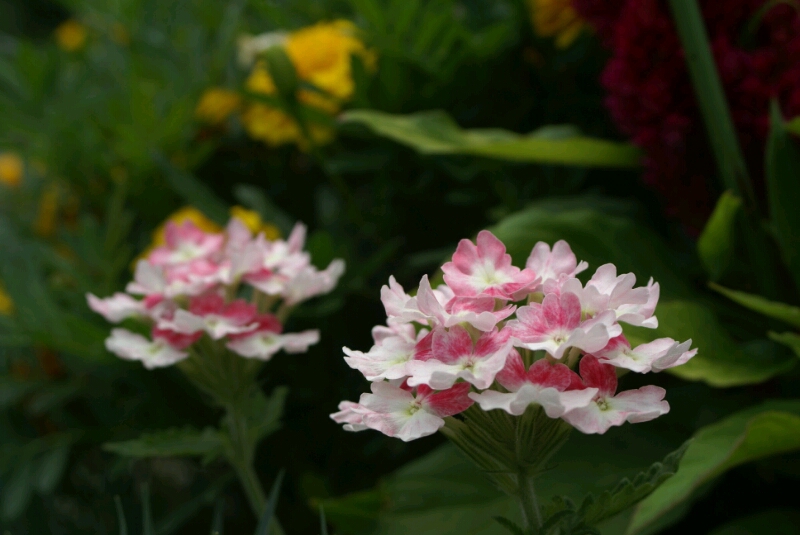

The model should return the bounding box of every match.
[0,153,23,187]
[54,19,88,52]
[230,206,280,240]
[34,184,59,237]
[0,282,12,315]
[196,88,242,125]
[240,20,373,148]
[529,0,585,48]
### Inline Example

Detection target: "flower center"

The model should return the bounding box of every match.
[595,397,610,411]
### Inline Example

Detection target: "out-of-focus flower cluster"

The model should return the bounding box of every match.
[528,0,586,48]
[88,210,344,369]
[572,0,800,229]
[333,231,696,441]
[195,20,375,148]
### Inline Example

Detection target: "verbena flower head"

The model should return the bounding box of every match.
[332,231,696,441]
[89,211,344,370]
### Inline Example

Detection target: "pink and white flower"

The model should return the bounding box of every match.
[442,230,538,300]
[343,323,430,381]
[87,292,145,323]
[280,259,346,305]
[104,327,192,369]
[508,292,621,359]
[147,221,224,267]
[561,356,670,434]
[407,326,514,390]
[526,240,588,292]
[416,276,515,332]
[160,293,257,339]
[470,351,597,417]
[332,381,473,442]
[593,335,697,373]
[227,314,319,360]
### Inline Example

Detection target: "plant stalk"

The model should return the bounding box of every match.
[518,470,542,531]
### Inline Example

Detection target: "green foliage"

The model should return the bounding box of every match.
[697,191,741,281]
[766,101,800,291]
[103,427,225,460]
[707,509,800,535]
[341,110,643,167]
[710,283,800,329]
[629,401,800,534]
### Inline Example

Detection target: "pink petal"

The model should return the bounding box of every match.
[431,326,473,365]
[422,382,474,417]
[578,355,617,396]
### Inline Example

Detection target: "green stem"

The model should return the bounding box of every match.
[517,471,542,532]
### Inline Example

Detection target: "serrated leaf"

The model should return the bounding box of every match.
[711,283,800,329]
[493,516,526,535]
[697,192,741,281]
[341,110,642,168]
[238,387,288,445]
[103,427,224,459]
[581,442,688,525]
[628,401,800,534]
[766,101,800,290]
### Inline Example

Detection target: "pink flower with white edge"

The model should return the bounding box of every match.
[105,328,191,369]
[407,326,514,390]
[561,355,669,434]
[416,275,515,332]
[593,335,697,373]
[442,230,538,300]
[162,293,257,339]
[148,221,224,267]
[87,292,145,323]
[281,259,346,306]
[526,240,588,292]
[343,323,430,381]
[227,314,320,360]
[508,292,621,359]
[337,381,474,442]
[243,224,312,294]
[470,350,598,417]
[330,401,373,432]
[563,265,659,328]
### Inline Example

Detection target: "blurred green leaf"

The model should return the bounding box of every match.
[626,301,795,387]
[628,401,800,534]
[697,192,741,281]
[254,470,284,535]
[341,110,642,168]
[233,184,295,236]
[1,460,33,520]
[155,153,229,224]
[710,283,800,328]
[32,443,70,494]
[104,426,224,459]
[786,116,800,136]
[768,331,800,358]
[707,509,800,535]
[766,101,800,291]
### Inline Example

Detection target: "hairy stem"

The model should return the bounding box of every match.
[518,470,542,531]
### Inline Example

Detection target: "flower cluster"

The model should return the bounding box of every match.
[196,20,375,148]
[573,0,800,229]
[88,213,344,369]
[332,231,696,441]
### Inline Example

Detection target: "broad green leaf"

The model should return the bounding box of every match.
[710,283,800,328]
[626,300,796,387]
[766,101,800,290]
[341,110,642,168]
[768,331,800,358]
[708,509,800,535]
[103,426,224,459]
[490,198,692,299]
[628,401,800,534]
[697,192,741,281]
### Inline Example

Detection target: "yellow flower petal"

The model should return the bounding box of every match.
[0,282,13,315]
[54,19,88,52]
[196,88,242,124]
[0,153,23,188]
[529,0,585,47]
[230,206,281,240]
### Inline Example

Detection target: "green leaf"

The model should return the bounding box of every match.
[626,300,796,387]
[766,101,800,290]
[493,516,526,535]
[708,509,800,535]
[628,401,800,534]
[1,460,33,520]
[115,496,129,535]
[710,283,800,328]
[697,192,741,281]
[341,110,642,168]
[787,116,800,136]
[142,483,155,535]
[768,331,800,358]
[103,427,224,459]
[32,443,70,494]
[244,386,288,444]
[232,184,295,237]
[254,470,284,535]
